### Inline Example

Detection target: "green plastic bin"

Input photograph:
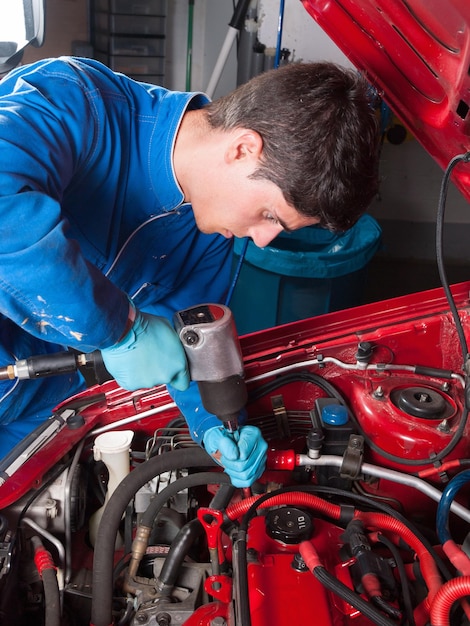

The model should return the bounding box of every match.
[229,214,382,335]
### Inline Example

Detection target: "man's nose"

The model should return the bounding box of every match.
[249,224,283,248]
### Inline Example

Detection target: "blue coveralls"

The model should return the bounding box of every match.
[0,56,233,457]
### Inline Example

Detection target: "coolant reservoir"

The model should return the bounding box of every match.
[89,430,134,547]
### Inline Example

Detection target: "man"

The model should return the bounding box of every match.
[0,57,379,486]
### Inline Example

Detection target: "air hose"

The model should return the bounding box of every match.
[91,446,217,626]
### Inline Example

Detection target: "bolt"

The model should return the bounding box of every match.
[373,386,384,399]
[45,499,58,519]
[246,547,258,562]
[156,613,171,626]
[135,612,148,624]
[291,553,308,572]
[182,329,199,346]
[438,419,451,433]
[210,617,227,626]
[417,392,431,403]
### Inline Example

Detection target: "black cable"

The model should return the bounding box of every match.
[436,152,470,364]
[308,484,452,581]
[371,596,402,621]
[234,486,401,626]
[376,533,416,626]
[250,369,467,467]
[113,552,131,584]
[312,565,396,626]
[235,482,451,595]
[0,514,8,541]
[434,153,470,471]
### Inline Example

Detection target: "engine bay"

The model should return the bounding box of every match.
[1,283,470,625]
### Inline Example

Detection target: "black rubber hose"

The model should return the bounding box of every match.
[42,568,61,626]
[376,533,415,626]
[0,514,7,540]
[152,473,232,593]
[312,565,396,626]
[141,470,230,529]
[156,518,204,594]
[91,446,217,626]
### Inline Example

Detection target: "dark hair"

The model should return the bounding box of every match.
[205,62,379,231]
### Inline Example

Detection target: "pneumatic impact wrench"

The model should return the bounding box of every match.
[0,304,248,437]
[174,303,247,436]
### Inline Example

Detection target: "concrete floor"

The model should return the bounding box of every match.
[362,255,470,304]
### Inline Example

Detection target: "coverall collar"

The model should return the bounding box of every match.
[148,90,210,213]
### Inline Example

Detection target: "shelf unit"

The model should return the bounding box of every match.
[91,0,167,85]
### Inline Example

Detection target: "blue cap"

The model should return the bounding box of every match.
[321,403,348,426]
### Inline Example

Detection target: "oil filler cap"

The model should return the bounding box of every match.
[265,507,313,544]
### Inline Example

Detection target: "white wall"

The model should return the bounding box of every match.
[166,0,237,98]
[257,0,350,66]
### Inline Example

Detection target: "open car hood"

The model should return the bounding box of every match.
[302,0,470,201]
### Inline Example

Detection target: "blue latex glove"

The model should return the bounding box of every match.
[203,425,268,487]
[101,310,190,391]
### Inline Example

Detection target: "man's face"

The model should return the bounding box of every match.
[191,169,318,248]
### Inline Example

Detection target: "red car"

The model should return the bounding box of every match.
[1,2,470,625]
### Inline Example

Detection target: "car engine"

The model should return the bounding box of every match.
[0,284,470,626]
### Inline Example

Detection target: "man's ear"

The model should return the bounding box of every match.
[225,129,263,164]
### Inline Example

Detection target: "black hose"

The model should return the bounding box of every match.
[376,533,416,626]
[156,518,204,594]
[151,473,232,593]
[140,470,230,529]
[312,565,396,626]
[31,536,61,626]
[309,484,452,581]
[41,568,61,626]
[91,446,217,626]
[234,529,250,625]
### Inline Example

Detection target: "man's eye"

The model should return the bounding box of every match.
[265,213,279,224]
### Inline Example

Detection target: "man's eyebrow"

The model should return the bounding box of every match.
[277,217,294,233]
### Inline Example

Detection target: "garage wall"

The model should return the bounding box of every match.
[16,0,470,261]
[21,0,237,95]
